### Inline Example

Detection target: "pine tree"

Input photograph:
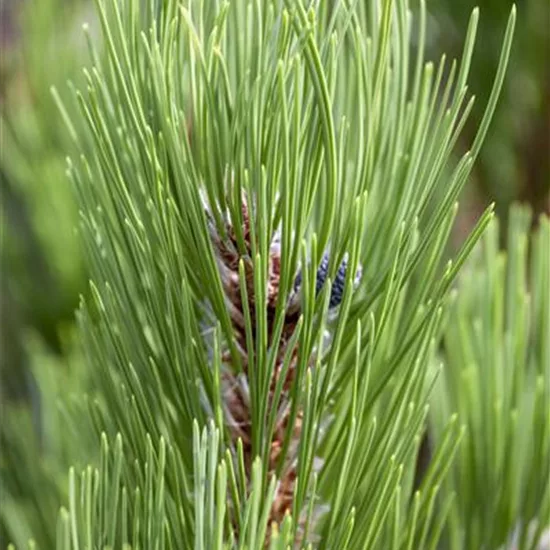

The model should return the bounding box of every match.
[2,0,548,549]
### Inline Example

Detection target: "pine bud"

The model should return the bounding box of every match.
[294,251,362,309]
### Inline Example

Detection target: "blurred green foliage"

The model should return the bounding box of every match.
[0,336,91,549]
[431,206,550,550]
[0,0,90,367]
[428,0,549,226]
[1,0,92,545]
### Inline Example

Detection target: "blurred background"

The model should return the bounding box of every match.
[0,0,548,546]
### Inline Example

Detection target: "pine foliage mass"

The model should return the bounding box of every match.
[3,0,549,549]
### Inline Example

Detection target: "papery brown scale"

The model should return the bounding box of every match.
[210,196,318,544]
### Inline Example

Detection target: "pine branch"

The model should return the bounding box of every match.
[3,0,523,548]
[59,0,516,547]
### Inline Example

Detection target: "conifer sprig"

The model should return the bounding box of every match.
[2,0,522,548]
[55,0,518,547]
